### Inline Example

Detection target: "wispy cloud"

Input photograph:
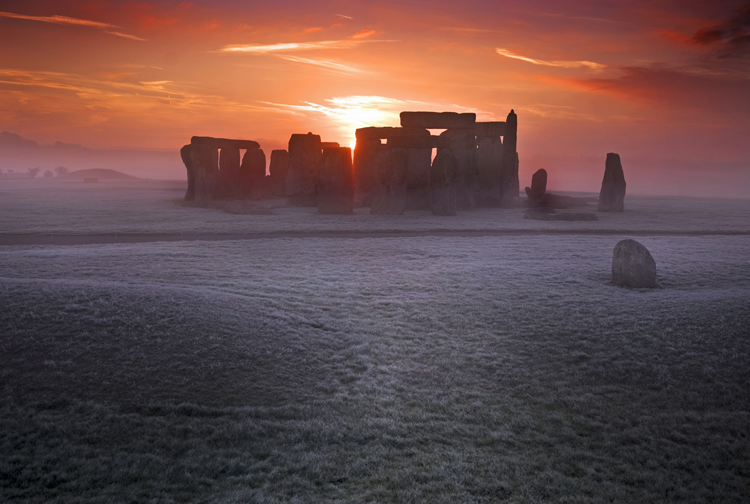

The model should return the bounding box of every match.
[350,29,377,40]
[220,40,361,53]
[0,10,145,40]
[277,56,369,75]
[496,48,605,72]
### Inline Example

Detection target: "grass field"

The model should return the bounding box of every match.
[1,180,749,502]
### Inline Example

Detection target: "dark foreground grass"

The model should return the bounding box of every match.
[1,236,749,502]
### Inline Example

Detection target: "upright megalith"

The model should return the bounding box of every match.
[400,111,476,129]
[317,147,354,214]
[499,109,518,206]
[269,150,289,196]
[219,147,241,197]
[191,136,260,150]
[611,239,656,288]
[525,168,548,201]
[240,148,267,198]
[382,130,432,210]
[439,128,477,210]
[598,153,626,212]
[353,138,382,200]
[193,144,219,204]
[430,149,459,216]
[370,147,409,215]
[474,122,506,137]
[287,133,322,206]
[180,144,197,201]
[475,136,503,207]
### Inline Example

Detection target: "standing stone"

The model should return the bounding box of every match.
[353,138,382,201]
[598,153,626,212]
[193,144,219,204]
[240,148,267,198]
[219,147,241,198]
[475,136,504,207]
[180,144,197,201]
[440,128,477,210]
[499,109,518,207]
[269,150,289,196]
[287,133,322,206]
[430,149,458,216]
[370,148,409,215]
[526,168,547,200]
[405,146,432,210]
[317,147,354,214]
[611,239,656,288]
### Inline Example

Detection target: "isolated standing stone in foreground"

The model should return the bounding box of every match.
[430,149,458,216]
[317,147,354,214]
[599,153,626,212]
[611,239,657,288]
[526,168,547,201]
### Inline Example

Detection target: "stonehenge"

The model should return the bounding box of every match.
[179,108,522,215]
[599,153,626,212]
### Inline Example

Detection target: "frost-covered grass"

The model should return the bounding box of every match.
[2,234,749,502]
[1,178,749,236]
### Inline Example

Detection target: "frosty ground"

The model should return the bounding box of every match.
[1,179,749,503]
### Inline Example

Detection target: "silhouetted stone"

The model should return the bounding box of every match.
[499,109,518,206]
[287,133,322,206]
[191,136,260,150]
[440,129,476,210]
[474,122,506,137]
[405,147,433,210]
[400,111,476,129]
[193,144,219,204]
[524,211,598,221]
[219,147,241,198]
[269,150,289,196]
[598,153,626,212]
[475,136,503,207]
[353,138,382,201]
[386,135,448,149]
[526,168,547,201]
[611,239,656,287]
[240,148,267,198]
[321,142,340,149]
[317,147,354,214]
[430,150,458,216]
[356,127,428,140]
[180,144,197,201]
[370,148,409,215]
[223,201,273,215]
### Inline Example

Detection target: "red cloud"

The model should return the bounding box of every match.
[350,29,376,40]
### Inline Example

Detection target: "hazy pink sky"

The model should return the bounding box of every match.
[1,0,748,194]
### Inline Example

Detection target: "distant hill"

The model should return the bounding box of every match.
[64,168,138,180]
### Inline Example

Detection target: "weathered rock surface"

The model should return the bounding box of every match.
[370,148,409,215]
[180,144,197,201]
[287,133,322,206]
[611,239,656,287]
[386,135,448,149]
[317,147,354,214]
[400,111,476,129]
[193,144,219,204]
[474,122,506,137]
[269,150,289,196]
[353,138,382,201]
[405,147,432,210]
[499,109,518,206]
[356,127,428,140]
[440,129,477,210]
[191,136,260,150]
[219,147,241,198]
[430,150,459,216]
[527,168,547,200]
[240,148,267,198]
[598,153,626,212]
[222,201,273,215]
[475,136,503,207]
[524,211,598,221]
[320,142,340,149]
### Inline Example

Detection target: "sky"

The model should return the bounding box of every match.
[0,0,748,195]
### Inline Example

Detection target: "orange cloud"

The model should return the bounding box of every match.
[351,29,377,40]
[303,27,324,34]
[0,10,145,40]
[496,48,606,72]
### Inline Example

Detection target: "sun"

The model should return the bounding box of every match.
[349,139,357,150]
